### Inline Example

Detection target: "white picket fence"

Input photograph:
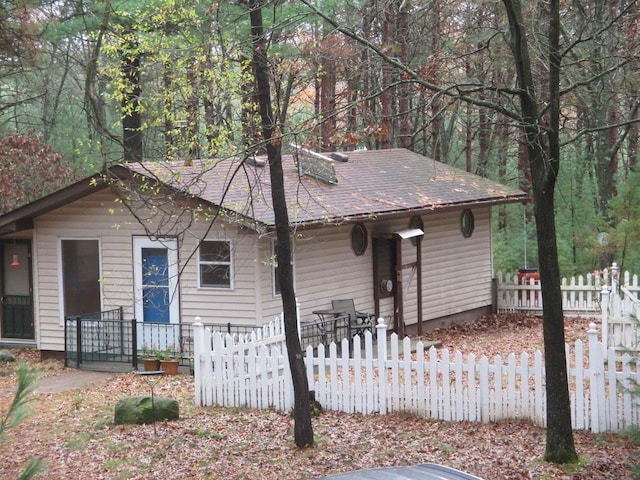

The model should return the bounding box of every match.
[193,315,292,411]
[496,270,604,313]
[193,319,640,433]
[601,285,640,355]
[496,264,640,315]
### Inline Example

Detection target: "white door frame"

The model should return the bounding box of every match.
[133,237,180,350]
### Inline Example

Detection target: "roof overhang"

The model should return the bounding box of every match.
[0,163,270,237]
[0,173,112,236]
[278,194,530,232]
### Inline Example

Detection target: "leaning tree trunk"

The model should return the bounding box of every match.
[502,0,577,463]
[248,0,314,448]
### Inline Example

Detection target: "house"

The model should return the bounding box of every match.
[0,147,528,359]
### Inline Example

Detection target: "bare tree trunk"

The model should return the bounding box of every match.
[498,121,508,230]
[397,2,411,149]
[518,130,531,194]
[629,117,638,169]
[163,63,174,157]
[465,102,472,172]
[430,0,443,161]
[380,2,394,149]
[186,64,200,162]
[121,36,142,163]
[502,0,577,463]
[476,103,489,176]
[241,56,264,156]
[319,27,337,152]
[248,0,314,448]
[362,0,378,150]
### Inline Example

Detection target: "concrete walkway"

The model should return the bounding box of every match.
[34,370,114,394]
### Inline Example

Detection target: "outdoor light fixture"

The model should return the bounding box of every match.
[11,253,20,267]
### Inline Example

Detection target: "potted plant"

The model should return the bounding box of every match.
[157,346,180,375]
[141,344,160,371]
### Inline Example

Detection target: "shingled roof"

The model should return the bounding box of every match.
[125,148,528,230]
[0,148,528,235]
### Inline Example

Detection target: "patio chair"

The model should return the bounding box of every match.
[331,299,375,338]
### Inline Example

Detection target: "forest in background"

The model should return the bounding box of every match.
[1,0,639,276]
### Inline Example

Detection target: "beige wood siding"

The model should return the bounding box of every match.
[35,190,136,350]
[269,207,493,329]
[33,190,261,351]
[178,227,260,326]
[281,225,375,322]
[31,186,493,351]
[419,207,493,322]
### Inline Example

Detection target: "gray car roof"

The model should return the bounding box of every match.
[316,463,483,480]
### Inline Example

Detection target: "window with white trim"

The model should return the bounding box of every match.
[198,240,233,288]
[60,239,102,321]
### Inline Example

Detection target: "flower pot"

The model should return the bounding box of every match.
[142,358,160,372]
[160,359,180,375]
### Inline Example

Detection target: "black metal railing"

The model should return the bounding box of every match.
[65,311,263,370]
[64,308,128,367]
[64,308,365,369]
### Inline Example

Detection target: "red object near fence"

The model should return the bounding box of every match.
[517,267,540,305]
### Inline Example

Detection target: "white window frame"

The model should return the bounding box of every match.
[132,236,180,326]
[57,237,103,325]
[197,239,234,289]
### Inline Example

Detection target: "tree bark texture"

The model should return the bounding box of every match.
[502,0,578,463]
[121,37,143,163]
[397,2,411,149]
[319,23,337,151]
[430,0,443,161]
[248,0,314,449]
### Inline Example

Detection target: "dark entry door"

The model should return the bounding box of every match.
[372,237,399,331]
[1,242,34,339]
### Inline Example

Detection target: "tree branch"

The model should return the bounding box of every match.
[298,0,523,123]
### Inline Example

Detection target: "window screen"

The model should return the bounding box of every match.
[199,240,232,288]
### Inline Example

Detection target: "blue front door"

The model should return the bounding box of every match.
[134,237,179,350]
[141,247,170,324]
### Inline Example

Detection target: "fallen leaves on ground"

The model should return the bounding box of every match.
[0,314,637,479]
[422,314,595,362]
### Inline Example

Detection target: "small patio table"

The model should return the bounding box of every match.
[310,309,348,345]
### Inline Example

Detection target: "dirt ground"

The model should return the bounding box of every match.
[0,314,637,480]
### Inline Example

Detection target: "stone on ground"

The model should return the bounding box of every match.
[114,396,179,425]
[0,350,16,363]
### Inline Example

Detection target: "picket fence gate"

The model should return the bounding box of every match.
[601,285,640,355]
[193,319,640,433]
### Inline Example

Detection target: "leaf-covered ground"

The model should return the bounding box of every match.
[0,314,637,480]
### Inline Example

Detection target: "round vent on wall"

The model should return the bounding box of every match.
[351,223,368,256]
